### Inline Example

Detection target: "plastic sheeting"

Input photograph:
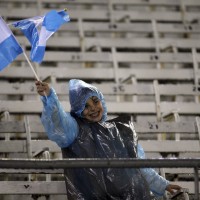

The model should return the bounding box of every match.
[62,116,152,200]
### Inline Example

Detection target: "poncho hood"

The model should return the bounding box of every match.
[69,79,107,121]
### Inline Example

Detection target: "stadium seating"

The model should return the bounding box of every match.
[0,0,199,199]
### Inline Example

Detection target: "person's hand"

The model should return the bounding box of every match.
[166,184,182,195]
[35,81,50,96]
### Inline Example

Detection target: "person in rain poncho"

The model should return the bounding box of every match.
[35,79,181,200]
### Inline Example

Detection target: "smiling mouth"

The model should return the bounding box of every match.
[90,112,99,118]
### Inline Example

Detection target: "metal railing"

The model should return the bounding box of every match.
[0,158,199,199]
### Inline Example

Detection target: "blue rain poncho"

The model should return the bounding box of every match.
[40,79,169,199]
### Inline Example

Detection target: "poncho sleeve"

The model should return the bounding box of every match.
[137,143,169,197]
[40,88,79,148]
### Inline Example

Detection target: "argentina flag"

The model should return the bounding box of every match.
[0,17,23,71]
[13,10,70,63]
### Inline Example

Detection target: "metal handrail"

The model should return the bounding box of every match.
[0,158,199,168]
[0,158,199,199]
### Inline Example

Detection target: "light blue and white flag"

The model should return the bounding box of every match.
[0,17,23,71]
[13,10,70,63]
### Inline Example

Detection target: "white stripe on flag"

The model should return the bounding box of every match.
[0,17,12,43]
[38,26,53,46]
[0,16,23,70]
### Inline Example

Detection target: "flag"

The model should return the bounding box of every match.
[13,10,70,63]
[0,17,23,71]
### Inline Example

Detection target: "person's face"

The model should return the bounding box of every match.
[82,96,103,122]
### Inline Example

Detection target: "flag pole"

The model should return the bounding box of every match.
[22,51,48,98]
[22,51,40,81]
[23,51,49,99]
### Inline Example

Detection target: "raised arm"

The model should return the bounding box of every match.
[35,81,78,148]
